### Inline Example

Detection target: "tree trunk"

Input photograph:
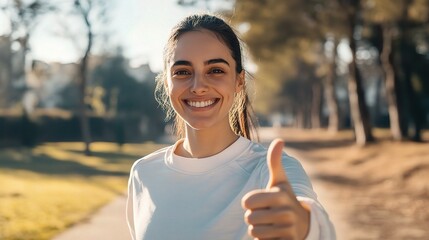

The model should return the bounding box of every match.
[295,109,305,129]
[395,0,423,142]
[398,2,422,142]
[311,82,322,129]
[346,3,374,145]
[401,40,422,141]
[1,36,13,107]
[324,39,341,133]
[372,75,383,126]
[77,2,93,156]
[78,64,91,156]
[380,24,403,141]
[304,88,312,129]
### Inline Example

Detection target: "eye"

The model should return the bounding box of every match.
[209,68,225,74]
[173,69,191,76]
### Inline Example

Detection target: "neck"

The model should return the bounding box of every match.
[178,124,239,158]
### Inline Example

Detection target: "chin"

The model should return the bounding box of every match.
[183,118,222,132]
[186,122,214,131]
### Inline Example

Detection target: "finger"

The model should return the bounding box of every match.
[266,138,289,189]
[245,208,295,226]
[242,189,292,210]
[248,224,296,239]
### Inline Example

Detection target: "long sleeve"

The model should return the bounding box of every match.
[298,196,336,240]
[126,170,136,240]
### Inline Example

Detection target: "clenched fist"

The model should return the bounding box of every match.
[241,139,311,240]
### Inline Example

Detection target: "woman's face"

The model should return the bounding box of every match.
[166,29,243,133]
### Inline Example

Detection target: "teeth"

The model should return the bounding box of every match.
[187,100,215,108]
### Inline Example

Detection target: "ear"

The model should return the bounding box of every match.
[235,70,245,93]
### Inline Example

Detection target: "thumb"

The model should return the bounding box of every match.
[266,138,289,189]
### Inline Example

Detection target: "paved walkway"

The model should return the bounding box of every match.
[52,195,131,240]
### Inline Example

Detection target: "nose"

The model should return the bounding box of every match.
[190,73,209,95]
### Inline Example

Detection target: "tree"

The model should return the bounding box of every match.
[396,0,428,141]
[232,0,325,121]
[232,0,378,145]
[61,0,109,155]
[363,0,407,141]
[324,38,342,132]
[74,0,94,156]
[364,0,429,141]
[0,0,53,107]
[91,54,164,142]
[336,0,374,145]
[312,1,350,133]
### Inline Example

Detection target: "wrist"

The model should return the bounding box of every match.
[299,201,311,239]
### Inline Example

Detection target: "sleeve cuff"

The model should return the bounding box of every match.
[297,196,336,240]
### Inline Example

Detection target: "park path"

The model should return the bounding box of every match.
[53,129,350,240]
[52,195,131,240]
[284,147,349,240]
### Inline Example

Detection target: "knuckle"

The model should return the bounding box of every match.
[241,197,252,209]
[242,191,261,208]
[248,225,267,237]
[278,225,298,240]
[247,225,256,236]
[279,210,295,223]
[272,195,289,206]
[278,226,292,236]
[244,210,252,224]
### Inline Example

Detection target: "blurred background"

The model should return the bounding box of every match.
[0,0,428,240]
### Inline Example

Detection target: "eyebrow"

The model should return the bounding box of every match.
[206,58,230,66]
[172,60,191,67]
[171,58,230,67]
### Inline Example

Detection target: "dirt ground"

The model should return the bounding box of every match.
[259,127,429,240]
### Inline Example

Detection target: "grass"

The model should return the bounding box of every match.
[0,141,166,240]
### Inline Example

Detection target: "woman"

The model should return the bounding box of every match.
[127,13,335,240]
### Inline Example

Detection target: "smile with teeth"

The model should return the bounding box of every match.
[186,99,217,108]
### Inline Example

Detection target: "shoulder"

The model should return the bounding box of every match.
[234,139,267,173]
[130,145,172,172]
[237,140,302,171]
[244,140,317,199]
[278,153,317,199]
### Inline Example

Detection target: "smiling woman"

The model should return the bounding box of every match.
[166,29,245,144]
[126,13,336,240]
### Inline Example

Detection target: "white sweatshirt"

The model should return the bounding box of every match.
[127,137,336,240]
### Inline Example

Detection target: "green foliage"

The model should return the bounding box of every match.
[234,0,320,61]
[232,0,330,114]
[91,54,165,141]
[91,55,157,115]
[232,0,428,132]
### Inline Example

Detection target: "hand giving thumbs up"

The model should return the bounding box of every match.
[241,138,311,240]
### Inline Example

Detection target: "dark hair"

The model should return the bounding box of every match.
[155,13,258,140]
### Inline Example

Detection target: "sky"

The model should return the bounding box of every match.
[0,0,232,72]
[0,0,350,73]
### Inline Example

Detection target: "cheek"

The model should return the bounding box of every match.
[166,80,183,104]
[166,78,176,95]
